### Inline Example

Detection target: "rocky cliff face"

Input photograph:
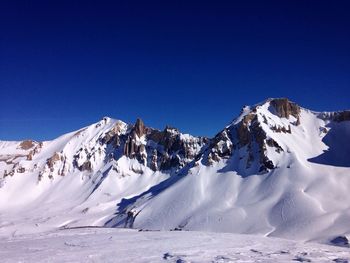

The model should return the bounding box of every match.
[269,98,301,119]
[117,119,208,172]
[1,98,350,242]
[1,97,348,181]
[0,140,42,178]
[29,117,208,181]
[204,98,301,174]
[318,110,350,123]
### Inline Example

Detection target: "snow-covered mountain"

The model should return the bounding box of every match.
[1,98,350,245]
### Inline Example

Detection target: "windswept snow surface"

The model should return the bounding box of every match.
[0,228,349,263]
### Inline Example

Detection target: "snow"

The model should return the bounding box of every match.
[1,100,350,262]
[0,228,349,263]
[130,102,350,243]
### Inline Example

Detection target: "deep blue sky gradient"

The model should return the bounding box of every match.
[1,1,350,140]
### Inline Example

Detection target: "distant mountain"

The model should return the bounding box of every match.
[0,98,349,244]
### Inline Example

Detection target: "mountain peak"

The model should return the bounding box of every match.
[1,98,350,243]
[205,98,304,175]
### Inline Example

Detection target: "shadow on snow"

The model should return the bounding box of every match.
[104,164,193,228]
[308,122,350,168]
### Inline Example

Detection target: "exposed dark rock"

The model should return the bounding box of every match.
[17,167,25,173]
[80,160,92,172]
[60,156,67,176]
[320,127,328,134]
[262,115,268,124]
[271,125,291,133]
[46,152,61,171]
[38,171,43,181]
[139,144,147,165]
[19,140,35,150]
[237,113,256,146]
[148,127,181,152]
[100,121,125,146]
[332,111,350,122]
[270,98,301,120]
[27,151,33,160]
[123,119,149,163]
[150,149,158,171]
[32,142,43,156]
[123,136,134,157]
[266,138,284,153]
[207,152,220,165]
[26,141,43,160]
[205,109,278,174]
[259,159,275,173]
[206,128,234,165]
[160,154,182,171]
[237,122,250,147]
[212,129,233,156]
[146,126,207,171]
[134,118,146,138]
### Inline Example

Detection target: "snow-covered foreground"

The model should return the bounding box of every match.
[0,228,349,263]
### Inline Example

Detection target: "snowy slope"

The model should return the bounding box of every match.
[119,98,350,243]
[0,98,350,246]
[0,117,206,236]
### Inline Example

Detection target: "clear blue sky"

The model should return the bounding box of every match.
[1,1,349,140]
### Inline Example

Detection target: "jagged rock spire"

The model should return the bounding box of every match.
[134,118,146,138]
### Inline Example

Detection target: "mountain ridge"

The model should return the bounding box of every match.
[0,97,350,244]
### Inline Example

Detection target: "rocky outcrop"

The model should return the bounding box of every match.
[79,160,92,172]
[123,135,137,158]
[271,124,291,133]
[16,166,26,173]
[46,152,61,171]
[318,110,350,123]
[147,126,208,171]
[42,152,69,178]
[100,121,126,146]
[134,118,146,138]
[27,142,43,160]
[121,119,207,172]
[19,140,36,150]
[266,138,283,153]
[27,151,33,161]
[148,126,181,152]
[332,111,350,122]
[205,105,283,173]
[4,97,349,183]
[207,129,233,164]
[123,119,147,159]
[237,113,256,147]
[269,98,301,121]
[249,116,276,172]
[150,149,158,171]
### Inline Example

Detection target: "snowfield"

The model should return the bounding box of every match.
[0,228,349,263]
